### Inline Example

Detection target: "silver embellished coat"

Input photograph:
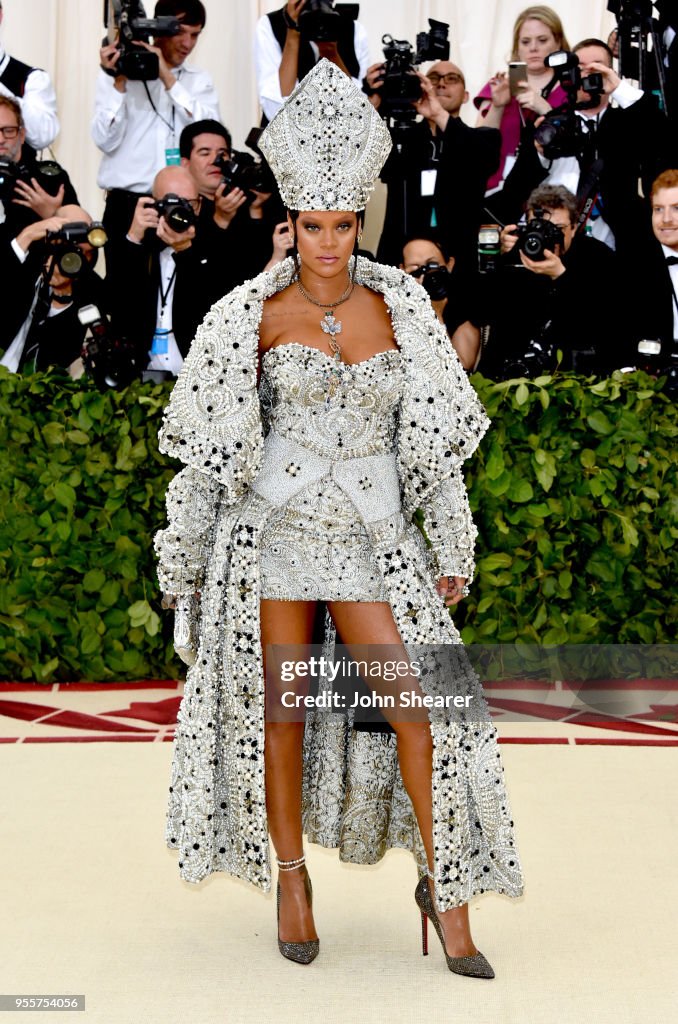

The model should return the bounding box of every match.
[155,256,523,910]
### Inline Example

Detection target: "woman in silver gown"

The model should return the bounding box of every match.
[156,60,523,974]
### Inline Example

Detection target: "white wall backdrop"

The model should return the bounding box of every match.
[2,0,615,241]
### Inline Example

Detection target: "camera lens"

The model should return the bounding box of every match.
[166,207,192,232]
[523,234,544,259]
[59,250,84,277]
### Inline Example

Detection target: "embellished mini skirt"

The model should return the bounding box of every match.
[258,476,388,602]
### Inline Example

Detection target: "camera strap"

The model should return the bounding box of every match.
[158,265,177,315]
[575,157,603,235]
[143,79,177,138]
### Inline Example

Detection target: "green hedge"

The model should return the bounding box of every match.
[0,367,675,683]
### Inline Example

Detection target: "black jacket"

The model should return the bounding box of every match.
[491,92,677,260]
[0,152,78,255]
[0,238,107,370]
[106,202,268,363]
[479,234,628,378]
[377,116,501,271]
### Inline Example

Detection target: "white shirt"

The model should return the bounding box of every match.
[91,64,220,192]
[147,246,183,375]
[0,45,59,150]
[660,243,678,341]
[254,14,370,124]
[538,80,644,251]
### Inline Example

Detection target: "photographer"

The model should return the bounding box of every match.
[370,62,501,272]
[400,231,481,370]
[92,0,219,266]
[0,96,77,253]
[179,119,281,283]
[479,184,624,379]
[0,1,59,151]
[254,1,369,124]
[496,38,677,259]
[0,205,108,375]
[107,165,228,377]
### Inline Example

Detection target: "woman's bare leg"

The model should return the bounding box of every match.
[261,598,318,943]
[328,600,477,957]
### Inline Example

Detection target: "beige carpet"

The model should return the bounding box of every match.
[2,740,676,1024]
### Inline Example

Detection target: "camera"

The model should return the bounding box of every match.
[515,210,565,261]
[153,194,197,233]
[502,339,556,378]
[298,1,359,44]
[78,304,143,389]
[379,20,450,133]
[532,50,605,159]
[412,262,450,301]
[44,221,108,278]
[635,338,678,397]
[213,128,277,203]
[0,158,68,202]
[103,0,180,81]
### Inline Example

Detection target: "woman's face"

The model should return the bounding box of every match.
[290,210,359,279]
[517,18,558,72]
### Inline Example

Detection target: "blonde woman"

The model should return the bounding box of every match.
[475,5,570,189]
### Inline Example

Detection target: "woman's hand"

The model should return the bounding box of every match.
[436,576,469,607]
[515,83,552,115]
[489,71,511,109]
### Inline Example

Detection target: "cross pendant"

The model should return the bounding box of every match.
[321,312,342,337]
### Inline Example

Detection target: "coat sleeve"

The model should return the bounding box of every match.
[154,283,266,594]
[392,271,489,585]
[418,469,479,583]
[154,467,224,596]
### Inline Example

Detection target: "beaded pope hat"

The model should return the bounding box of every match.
[258,58,392,212]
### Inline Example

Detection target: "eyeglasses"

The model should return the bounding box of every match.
[0,126,20,139]
[427,72,464,86]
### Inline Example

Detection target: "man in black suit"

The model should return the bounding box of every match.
[0,95,77,256]
[365,61,501,272]
[107,165,229,377]
[179,119,279,285]
[493,39,676,262]
[0,204,107,374]
[626,169,678,372]
[479,184,626,379]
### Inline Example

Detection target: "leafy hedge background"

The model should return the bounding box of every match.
[0,366,675,683]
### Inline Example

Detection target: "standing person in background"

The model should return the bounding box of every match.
[0,0,59,151]
[474,5,569,191]
[92,0,219,270]
[254,0,370,124]
[369,62,500,272]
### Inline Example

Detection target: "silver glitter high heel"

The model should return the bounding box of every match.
[415,874,495,979]
[276,855,320,965]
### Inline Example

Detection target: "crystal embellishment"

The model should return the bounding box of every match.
[258,59,392,212]
[320,312,342,337]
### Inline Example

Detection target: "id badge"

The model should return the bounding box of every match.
[421,169,437,196]
[151,328,170,355]
[165,147,181,166]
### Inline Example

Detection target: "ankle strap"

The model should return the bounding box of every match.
[276,854,306,871]
[427,868,435,881]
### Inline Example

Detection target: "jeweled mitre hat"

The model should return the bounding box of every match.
[258,58,392,212]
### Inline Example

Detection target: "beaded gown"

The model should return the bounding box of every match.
[155,255,524,911]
